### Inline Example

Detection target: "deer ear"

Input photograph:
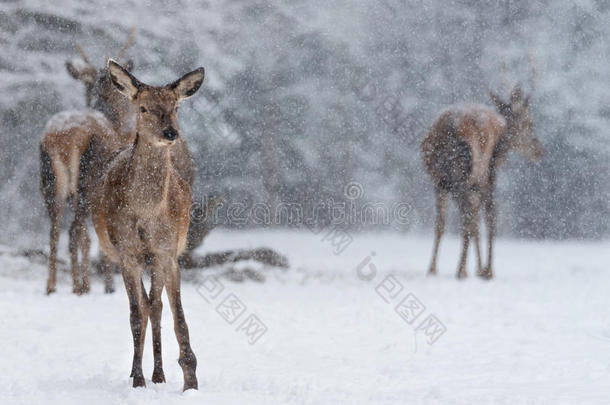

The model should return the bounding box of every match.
[66,60,96,84]
[107,59,141,99]
[170,67,205,100]
[510,85,523,105]
[66,61,80,79]
[489,90,509,113]
[124,59,135,72]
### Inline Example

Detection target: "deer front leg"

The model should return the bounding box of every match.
[428,188,448,276]
[148,262,166,384]
[164,254,198,391]
[121,260,149,388]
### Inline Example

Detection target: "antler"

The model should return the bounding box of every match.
[76,44,91,65]
[501,58,511,92]
[116,26,136,62]
[528,51,537,92]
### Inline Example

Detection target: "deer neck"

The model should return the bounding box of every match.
[125,133,173,211]
[492,120,516,169]
[95,98,135,138]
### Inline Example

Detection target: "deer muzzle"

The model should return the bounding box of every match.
[163,127,179,141]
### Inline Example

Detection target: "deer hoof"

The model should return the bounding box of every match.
[427,268,437,277]
[456,270,468,280]
[152,368,166,384]
[183,377,198,392]
[477,269,494,280]
[46,286,56,295]
[132,374,146,388]
[105,285,115,294]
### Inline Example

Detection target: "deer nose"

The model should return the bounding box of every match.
[163,127,179,141]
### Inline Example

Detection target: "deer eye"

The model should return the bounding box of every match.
[140,107,148,113]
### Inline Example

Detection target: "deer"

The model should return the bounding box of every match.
[66,36,221,269]
[41,31,208,294]
[40,34,137,295]
[422,68,543,280]
[91,60,204,390]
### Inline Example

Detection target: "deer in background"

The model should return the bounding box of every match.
[40,33,137,295]
[422,65,543,279]
[92,60,204,390]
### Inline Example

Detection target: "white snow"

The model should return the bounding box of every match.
[0,230,608,404]
[43,110,111,134]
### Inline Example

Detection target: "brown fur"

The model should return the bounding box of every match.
[41,36,138,295]
[43,42,198,294]
[40,110,126,294]
[422,86,543,279]
[92,60,204,391]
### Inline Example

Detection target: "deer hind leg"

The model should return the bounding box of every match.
[69,220,83,294]
[149,262,166,384]
[76,196,91,294]
[45,156,69,294]
[69,202,90,294]
[79,224,91,293]
[46,208,62,295]
[99,253,116,293]
[480,193,496,280]
[163,254,198,391]
[473,194,483,277]
[121,260,149,388]
[456,191,480,279]
[428,188,448,276]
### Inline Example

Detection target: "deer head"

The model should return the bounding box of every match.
[107,59,205,146]
[489,85,543,162]
[65,29,136,122]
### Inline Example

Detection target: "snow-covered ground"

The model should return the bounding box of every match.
[0,230,609,404]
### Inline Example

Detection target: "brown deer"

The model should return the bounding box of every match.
[40,110,126,294]
[41,32,207,294]
[67,40,217,271]
[40,34,137,295]
[422,84,543,279]
[92,60,204,390]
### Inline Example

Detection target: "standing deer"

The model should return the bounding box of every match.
[422,84,543,279]
[68,46,215,270]
[92,60,204,390]
[41,34,137,295]
[41,32,208,294]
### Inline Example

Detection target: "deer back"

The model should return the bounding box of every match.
[422,105,506,190]
[41,110,123,201]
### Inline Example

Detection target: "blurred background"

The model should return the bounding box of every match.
[0,0,608,246]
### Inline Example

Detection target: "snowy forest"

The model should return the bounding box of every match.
[1,0,608,243]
